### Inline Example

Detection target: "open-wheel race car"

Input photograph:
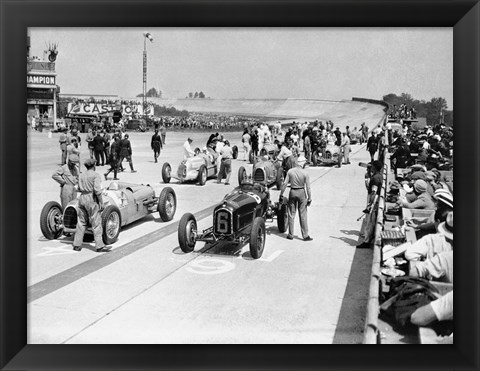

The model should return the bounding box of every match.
[238,156,284,190]
[248,142,279,164]
[162,148,218,186]
[311,141,342,167]
[177,182,288,259]
[40,182,177,244]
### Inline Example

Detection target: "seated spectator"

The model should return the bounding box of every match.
[398,179,436,210]
[409,250,453,283]
[404,211,453,261]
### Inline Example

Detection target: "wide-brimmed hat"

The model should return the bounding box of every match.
[434,188,453,208]
[437,211,453,240]
[413,179,428,193]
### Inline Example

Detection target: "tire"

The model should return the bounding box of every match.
[40,201,64,239]
[178,213,197,253]
[260,148,267,156]
[238,166,247,186]
[158,187,176,222]
[249,217,266,259]
[312,151,318,166]
[325,151,332,160]
[338,151,342,168]
[248,149,254,164]
[276,203,288,233]
[232,145,238,159]
[101,205,121,245]
[162,162,171,183]
[197,165,207,185]
[275,168,284,190]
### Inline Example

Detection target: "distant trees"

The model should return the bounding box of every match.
[186,91,206,99]
[383,93,453,126]
[137,87,162,98]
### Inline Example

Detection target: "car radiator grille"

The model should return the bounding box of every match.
[63,206,78,229]
[214,209,232,235]
[253,168,265,182]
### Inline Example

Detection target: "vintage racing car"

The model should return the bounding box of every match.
[248,142,279,164]
[177,182,288,259]
[238,156,284,190]
[162,148,218,186]
[312,141,342,167]
[40,182,177,244]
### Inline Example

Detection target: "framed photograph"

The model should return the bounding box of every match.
[1,0,478,370]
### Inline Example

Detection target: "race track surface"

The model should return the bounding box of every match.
[28,112,383,343]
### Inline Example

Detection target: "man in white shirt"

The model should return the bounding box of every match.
[183,138,195,159]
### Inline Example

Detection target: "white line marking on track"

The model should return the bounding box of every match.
[258,250,284,262]
[38,246,78,256]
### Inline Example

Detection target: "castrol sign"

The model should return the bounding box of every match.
[67,102,146,115]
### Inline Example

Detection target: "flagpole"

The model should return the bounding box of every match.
[143,35,147,122]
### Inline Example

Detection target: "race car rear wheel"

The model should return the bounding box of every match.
[275,168,284,190]
[276,203,288,233]
[40,201,64,240]
[312,151,319,166]
[232,145,238,159]
[248,150,254,164]
[101,205,121,245]
[238,166,247,186]
[158,187,177,222]
[178,213,197,253]
[162,162,171,183]
[249,217,265,259]
[197,165,207,185]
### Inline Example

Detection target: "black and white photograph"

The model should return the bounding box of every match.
[26,27,455,345]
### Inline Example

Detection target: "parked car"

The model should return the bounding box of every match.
[248,142,279,164]
[177,182,288,259]
[40,182,177,244]
[312,141,342,167]
[162,148,219,186]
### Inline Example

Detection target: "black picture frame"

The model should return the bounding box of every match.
[1,0,478,370]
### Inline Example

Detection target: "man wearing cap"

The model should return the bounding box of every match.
[217,140,233,185]
[357,160,383,249]
[151,129,163,163]
[72,159,111,252]
[402,211,453,262]
[51,161,78,210]
[279,156,313,241]
[118,133,137,173]
[183,137,195,160]
[398,179,436,210]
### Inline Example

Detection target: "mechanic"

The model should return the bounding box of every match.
[279,155,313,241]
[58,128,69,165]
[104,136,121,180]
[72,159,111,252]
[93,130,105,166]
[340,132,351,165]
[217,140,233,185]
[66,137,81,177]
[183,137,195,159]
[118,133,137,173]
[51,161,78,209]
[277,138,295,173]
[357,160,383,249]
[151,129,163,163]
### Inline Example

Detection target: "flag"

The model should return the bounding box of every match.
[144,32,154,42]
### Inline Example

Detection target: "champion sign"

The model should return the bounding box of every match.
[27,75,56,86]
[67,103,145,115]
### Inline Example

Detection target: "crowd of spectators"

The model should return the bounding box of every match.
[388,103,417,120]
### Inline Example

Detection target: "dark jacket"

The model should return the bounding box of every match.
[93,134,105,151]
[120,138,132,157]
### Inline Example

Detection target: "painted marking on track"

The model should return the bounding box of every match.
[258,250,284,262]
[185,258,235,275]
[38,245,78,256]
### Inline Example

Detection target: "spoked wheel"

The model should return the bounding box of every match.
[249,217,266,259]
[101,205,121,244]
[158,187,177,221]
[276,202,288,233]
[248,150,254,164]
[238,166,247,186]
[178,213,197,253]
[40,201,64,239]
[198,165,207,185]
[162,162,172,183]
[232,145,238,159]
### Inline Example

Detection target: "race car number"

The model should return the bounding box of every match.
[216,211,230,233]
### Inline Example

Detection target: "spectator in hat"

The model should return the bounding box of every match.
[409,249,453,284]
[398,179,436,210]
[279,155,313,241]
[118,133,136,173]
[404,211,453,262]
[183,137,195,160]
[72,158,111,253]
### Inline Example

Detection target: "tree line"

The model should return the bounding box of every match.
[383,93,453,127]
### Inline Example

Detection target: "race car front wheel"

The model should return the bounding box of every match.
[197,165,207,185]
[249,217,265,259]
[275,168,284,190]
[158,187,177,222]
[162,162,171,183]
[178,213,197,253]
[276,203,288,233]
[40,201,64,239]
[248,150,254,164]
[101,205,121,245]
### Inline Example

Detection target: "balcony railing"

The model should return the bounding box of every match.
[27,60,55,72]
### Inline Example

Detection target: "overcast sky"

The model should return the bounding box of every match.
[29,28,453,109]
